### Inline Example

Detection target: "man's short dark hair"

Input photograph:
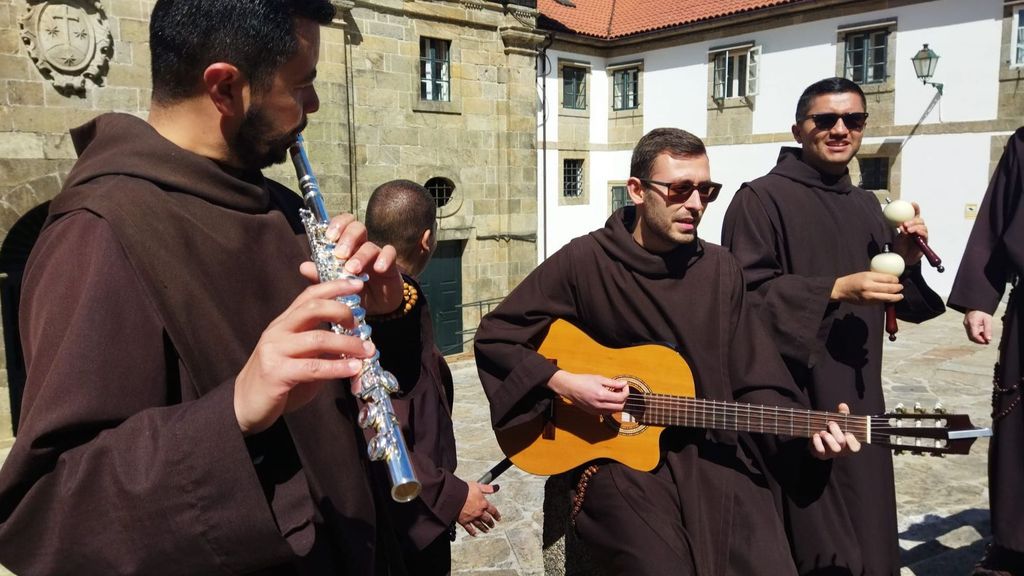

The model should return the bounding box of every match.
[150,0,335,104]
[365,180,436,262]
[630,128,707,181]
[794,77,867,121]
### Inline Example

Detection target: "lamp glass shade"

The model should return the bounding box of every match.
[911,44,939,81]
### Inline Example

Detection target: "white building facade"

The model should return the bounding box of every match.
[536,0,1024,296]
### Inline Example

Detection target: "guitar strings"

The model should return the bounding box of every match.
[619,394,949,442]
[625,398,938,433]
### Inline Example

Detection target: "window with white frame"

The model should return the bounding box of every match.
[563,159,584,197]
[563,65,587,110]
[844,29,888,84]
[420,37,450,102]
[711,44,760,100]
[1015,8,1024,66]
[612,67,639,110]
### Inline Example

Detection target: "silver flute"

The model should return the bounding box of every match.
[289,134,421,503]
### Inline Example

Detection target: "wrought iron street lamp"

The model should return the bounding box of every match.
[911,43,943,95]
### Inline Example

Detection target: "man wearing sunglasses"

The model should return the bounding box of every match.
[722,77,945,576]
[475,128,859,575]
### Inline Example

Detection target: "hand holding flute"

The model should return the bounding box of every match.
[290,135,421,502]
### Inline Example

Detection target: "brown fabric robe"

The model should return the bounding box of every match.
[948,128,1024,554]
[372,289,468,575]
[0,113,404,575]
[474,207,805,576]
[722,147,945,576]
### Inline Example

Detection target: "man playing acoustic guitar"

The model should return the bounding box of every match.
[474,128,857,576]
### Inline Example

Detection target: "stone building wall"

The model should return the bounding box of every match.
[342,0,542,340]
[0,0,541,444]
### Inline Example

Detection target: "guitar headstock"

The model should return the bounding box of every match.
[872,402,992,456]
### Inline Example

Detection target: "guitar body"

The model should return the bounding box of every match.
[495,319,696,476]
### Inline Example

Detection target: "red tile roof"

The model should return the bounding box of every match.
[538,0,805,39]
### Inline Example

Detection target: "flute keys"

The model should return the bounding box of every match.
[367,434,393,461]
[359,402,382,430]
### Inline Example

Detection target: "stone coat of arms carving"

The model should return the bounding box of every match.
[19,0,113,96]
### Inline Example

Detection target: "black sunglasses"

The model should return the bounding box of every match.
[638,179,722,203]
[802,112,869,131]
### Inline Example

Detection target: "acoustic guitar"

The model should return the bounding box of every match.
[495,319,991,476]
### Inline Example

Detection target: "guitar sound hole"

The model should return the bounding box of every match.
[604,379,647,436]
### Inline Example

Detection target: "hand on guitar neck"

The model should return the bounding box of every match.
[810,402,861,460]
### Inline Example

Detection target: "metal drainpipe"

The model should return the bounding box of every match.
[538,33,554,260]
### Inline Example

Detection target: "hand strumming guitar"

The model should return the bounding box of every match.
[546,370,628,415]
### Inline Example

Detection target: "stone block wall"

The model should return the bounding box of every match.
[343,0,542,344]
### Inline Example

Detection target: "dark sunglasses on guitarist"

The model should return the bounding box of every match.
[802,112,869,131]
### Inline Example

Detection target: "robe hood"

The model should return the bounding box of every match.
[769,146,856,195]
[64,112,272,214]
[589,206,703,279]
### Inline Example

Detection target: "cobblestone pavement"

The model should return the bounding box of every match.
[0,304,998,575]
[450,305,1001,575]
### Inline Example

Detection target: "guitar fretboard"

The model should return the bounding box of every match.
[630,393,870,441]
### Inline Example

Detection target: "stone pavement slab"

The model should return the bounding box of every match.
[450,305,1001,575]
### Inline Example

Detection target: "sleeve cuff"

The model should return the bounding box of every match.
[170,379,302,571]
[490,352,560,430]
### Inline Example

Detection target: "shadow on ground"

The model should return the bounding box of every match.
[900,508,989,575]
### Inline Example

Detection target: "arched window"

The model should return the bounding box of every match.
[425,177,455,208]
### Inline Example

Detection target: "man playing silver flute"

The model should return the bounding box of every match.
[0,1,420,574]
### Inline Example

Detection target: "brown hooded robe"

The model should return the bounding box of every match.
[0,113,403,575]
[475,207,805,576]
[948,128,1024,555]
[371,287,467,575]
[722,147,945,576]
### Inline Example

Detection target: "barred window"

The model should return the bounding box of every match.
[420,37,450,102]
[563,159,584,198]
[859,157,890,191]
[425,177,455,208]
[612,68,639,110]
[845,30,888,84]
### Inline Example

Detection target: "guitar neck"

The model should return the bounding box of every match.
[633,393,871,442]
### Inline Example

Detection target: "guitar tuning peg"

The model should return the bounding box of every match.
[894,403,906,414]
[934,402,945,414]
[913,402,924,414]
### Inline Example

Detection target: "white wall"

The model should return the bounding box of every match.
[893,0,1002,126]
[751,25,845,135]
[539,148,632,259]
[703,143,790,244]
[898,131,1008,296]
[590,65,610,144]
[643,45,708,137]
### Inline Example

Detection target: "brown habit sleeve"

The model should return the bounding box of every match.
[0,213,297,575]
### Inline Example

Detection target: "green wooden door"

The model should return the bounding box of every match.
[418,240,464,355]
